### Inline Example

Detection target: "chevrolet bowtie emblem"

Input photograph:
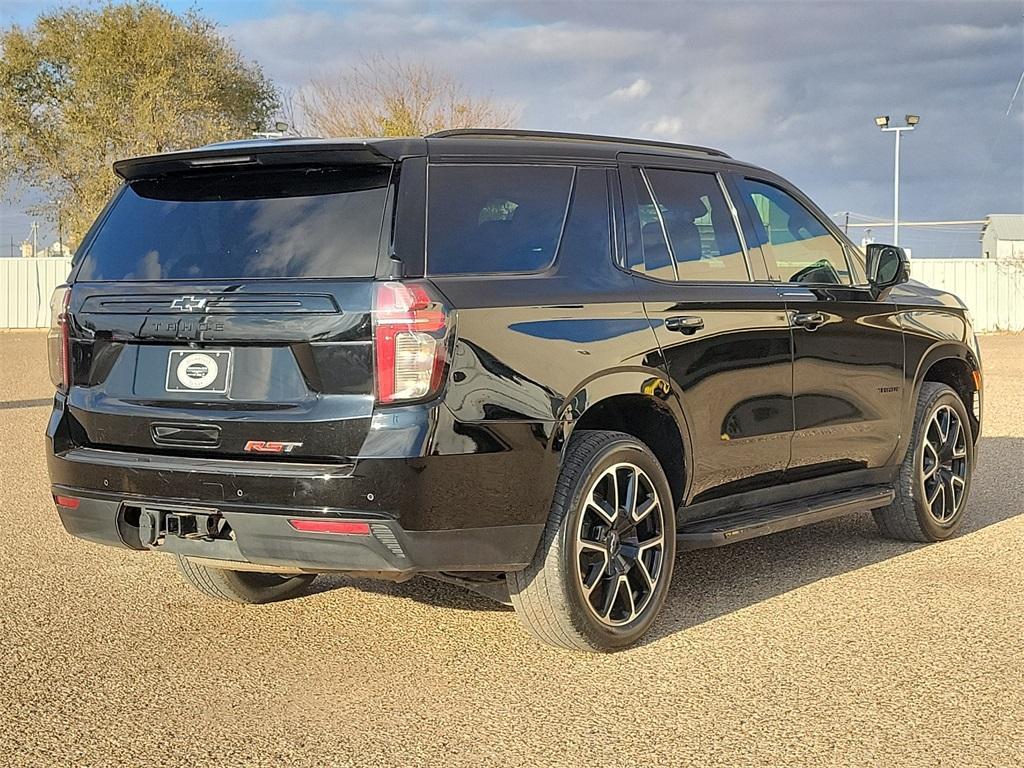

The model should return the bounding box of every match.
[169,296,208,312]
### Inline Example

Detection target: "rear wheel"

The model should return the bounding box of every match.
[873,382,974,542]
[175,556,316,604]
[507,430,676,652]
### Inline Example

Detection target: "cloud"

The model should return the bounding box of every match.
[647,116,684,137]
[609,78,651,101]
[218,0,1024,256]
[4,0,1021,259]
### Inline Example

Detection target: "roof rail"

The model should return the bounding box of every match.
[426,128,731,159]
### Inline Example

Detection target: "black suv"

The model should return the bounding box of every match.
[47,129,982,651]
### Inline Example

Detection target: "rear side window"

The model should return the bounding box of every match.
[628,167,748,282]
[76,165,391,280]
[427,165,574,275]
[628,168,676,281]
[644,168,748,282]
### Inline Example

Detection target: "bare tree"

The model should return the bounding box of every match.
[271,87,304,136]
[299,55,516,137]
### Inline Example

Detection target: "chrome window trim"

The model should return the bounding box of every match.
[715,172,755,282]
[637,167,679,282]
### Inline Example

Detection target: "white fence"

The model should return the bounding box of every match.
[0,256,1021,332]
[910,258,1024,333]
[1,257,73,329]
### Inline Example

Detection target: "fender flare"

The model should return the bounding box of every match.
[896,341,981,463]
[550,366,694,501]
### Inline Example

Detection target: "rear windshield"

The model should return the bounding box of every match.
[76,165,392,280]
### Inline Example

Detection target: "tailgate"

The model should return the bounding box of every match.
[65,280,375,460]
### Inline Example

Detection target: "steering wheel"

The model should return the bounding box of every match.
[789,259,841,285]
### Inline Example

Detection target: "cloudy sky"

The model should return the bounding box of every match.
[2,0,1022,257]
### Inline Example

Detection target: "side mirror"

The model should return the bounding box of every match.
[866,243,910,291]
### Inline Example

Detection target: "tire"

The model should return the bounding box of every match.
[507,430,676,652]
[175,555,317,604]
[873,382,975,542]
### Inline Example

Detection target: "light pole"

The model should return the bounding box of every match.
[52,198,63,256]
[875,114,920,246]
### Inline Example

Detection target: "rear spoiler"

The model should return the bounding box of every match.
[113,137,426,181]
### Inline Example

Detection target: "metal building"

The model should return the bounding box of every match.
[981,214,1024,259]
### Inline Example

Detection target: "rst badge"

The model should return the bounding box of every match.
[166,349,231,393]
[244,440,303,453]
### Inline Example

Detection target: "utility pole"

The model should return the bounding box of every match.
[54,199,63,256]
[874,115,920,246]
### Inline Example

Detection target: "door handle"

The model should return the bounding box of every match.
[791,311,826,330]
[665,315,704,334]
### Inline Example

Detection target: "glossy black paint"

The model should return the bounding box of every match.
[47,133,982,575]
[65,279,378,459]
[641,283,794,502]
[778,284,905,479]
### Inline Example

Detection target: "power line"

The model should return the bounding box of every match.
[948,66,1024,257]
[843,219,985,228]
[1006,69,1024,117]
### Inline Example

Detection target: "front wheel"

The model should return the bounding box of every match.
[507,430,676,652]
[175,556,317,604]
[873,382,975,542]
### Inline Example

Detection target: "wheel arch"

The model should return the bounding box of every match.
[554,369,691,510]
[898,342,982,463]
[923,358,976,420]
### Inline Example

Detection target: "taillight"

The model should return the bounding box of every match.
[372,281,452,404]
[47,286,71,392]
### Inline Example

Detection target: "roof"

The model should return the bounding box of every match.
[426,129,731,158]
[112,130,748,180]
[983,214,1024,241]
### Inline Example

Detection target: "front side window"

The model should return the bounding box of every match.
[628,167,749,282]
[427,165,575,275]
[737,178,851,285]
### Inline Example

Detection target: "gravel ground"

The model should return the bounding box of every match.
[1,330,1021,768]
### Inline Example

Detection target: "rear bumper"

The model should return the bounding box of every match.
[46,393,558,572]
[47,402,558,531]
[52,490,542,573]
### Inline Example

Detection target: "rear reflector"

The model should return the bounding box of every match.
[54,495,80,510]
[288,519,371,535]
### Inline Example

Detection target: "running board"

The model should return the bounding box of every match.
[676,486,895,551]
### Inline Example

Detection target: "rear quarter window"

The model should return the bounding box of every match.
[427,164,575,275]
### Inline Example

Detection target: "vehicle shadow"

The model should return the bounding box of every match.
[643,434,1022,645]
[309,437,1023,637]
[309,571,512,612]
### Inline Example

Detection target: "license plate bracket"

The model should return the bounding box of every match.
[165,349,232,394]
